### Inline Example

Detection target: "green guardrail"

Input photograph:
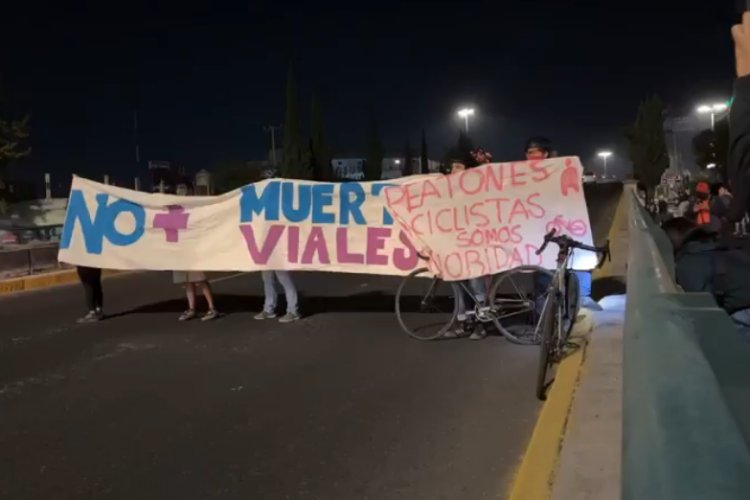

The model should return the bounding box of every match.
[624,189,750,500]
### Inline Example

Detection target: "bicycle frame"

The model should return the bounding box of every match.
[535,246,576,344]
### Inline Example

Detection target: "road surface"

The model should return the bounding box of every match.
[0,183,622,500]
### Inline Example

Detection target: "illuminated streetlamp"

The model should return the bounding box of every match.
[457,108,475,133]
[597,150,613,177]
[696,102,728,131]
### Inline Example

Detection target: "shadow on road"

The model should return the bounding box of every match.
[592,276,626,301]
[113,291,410,318]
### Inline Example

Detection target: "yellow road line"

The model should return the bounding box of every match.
[506,346,586,500]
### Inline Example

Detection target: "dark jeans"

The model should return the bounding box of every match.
[76,266,103,311]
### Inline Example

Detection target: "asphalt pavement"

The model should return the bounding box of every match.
[0,183,622,500]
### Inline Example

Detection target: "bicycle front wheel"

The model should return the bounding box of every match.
[395,268,459,341]
[488,265,552,345]
[536,291,559,401]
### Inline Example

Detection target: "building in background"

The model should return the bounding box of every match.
[333,157,440,181]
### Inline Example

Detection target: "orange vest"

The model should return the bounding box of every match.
[696,199,711,225]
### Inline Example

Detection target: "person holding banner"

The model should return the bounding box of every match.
[174,271,219,321]
[76,266,104,323]
[524,137,601,311]
[443,158,488,340]
[254,270,300,323]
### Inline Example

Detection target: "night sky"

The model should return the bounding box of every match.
[0,1,739,187]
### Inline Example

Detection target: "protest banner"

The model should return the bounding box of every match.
[58,176,424,275]
[383,157,596,281]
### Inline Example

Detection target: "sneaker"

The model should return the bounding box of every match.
[469,325,487,341]
[77,310,101,324]
[254,311,277,320]
[201,309,219,321]
[178,310,196,321]
[579,297,603,311]
[443,323,468,339]
[278,312,301,324]
[94,308,105,321]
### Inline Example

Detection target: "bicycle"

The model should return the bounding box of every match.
[395,249,576,345]
[533,230,610,401]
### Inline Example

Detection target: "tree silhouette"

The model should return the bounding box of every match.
[364,110,384,181]
[420,130,429,174]
[625,96,669,201]
[310,95,333,181]
[281,65,310,179]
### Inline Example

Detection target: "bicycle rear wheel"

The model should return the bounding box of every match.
[395,268,459,341]
[536,291,559,401]
[488,266,552,345]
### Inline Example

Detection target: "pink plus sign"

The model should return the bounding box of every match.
[153,205,190,243]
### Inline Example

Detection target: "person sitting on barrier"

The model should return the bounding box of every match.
[76,266,104,323]
[524,136,601,312]
[254,270,301,323]
[443,157,488,340]
[661,217,750,342]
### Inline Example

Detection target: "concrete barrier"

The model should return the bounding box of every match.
[623,186,750,499]
[0,243,66,279]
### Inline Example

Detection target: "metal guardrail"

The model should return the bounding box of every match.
[0,243,65,279]
[623,187,750,499]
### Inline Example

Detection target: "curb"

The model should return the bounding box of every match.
[506,189,629,500]
[506,339,587,500]
[0,269,127,296]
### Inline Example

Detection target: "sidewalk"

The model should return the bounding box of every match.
[551,298,624,500]
[549,185,630,499]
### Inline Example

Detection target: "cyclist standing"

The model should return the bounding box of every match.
[443,156,488,340]
[524,137,601,311]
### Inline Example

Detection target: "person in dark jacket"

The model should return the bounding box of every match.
[661,217,750,342]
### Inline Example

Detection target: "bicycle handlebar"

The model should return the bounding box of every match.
[535,229,611,269]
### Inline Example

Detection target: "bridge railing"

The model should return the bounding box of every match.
[623,186,750,499]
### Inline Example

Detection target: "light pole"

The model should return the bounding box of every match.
[597,150,613,178]
[696,102,728,131]
[264,124,282,167]
[457,108,475,133]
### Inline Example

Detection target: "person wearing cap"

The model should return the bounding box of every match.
[524,137,601,311]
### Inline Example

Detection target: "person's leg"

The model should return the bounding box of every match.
[198,281,219,320]
[574,270,601,311]
[178,283,198,321]
[275,271,299,318]
[255,270,278,319]
[444,281,472,339]
[467,278,487,340]
[469,278,486,304]
[76,267,96,312]
[76,267,100,322]
[91,268,103,313]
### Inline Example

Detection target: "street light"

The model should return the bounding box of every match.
[597,150,613,177]
[457,108,475,133]
[696,102,729,131]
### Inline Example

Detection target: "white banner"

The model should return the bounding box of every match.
[58,176,422,275]
[384,157,596,281]
[58,158,594,277]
